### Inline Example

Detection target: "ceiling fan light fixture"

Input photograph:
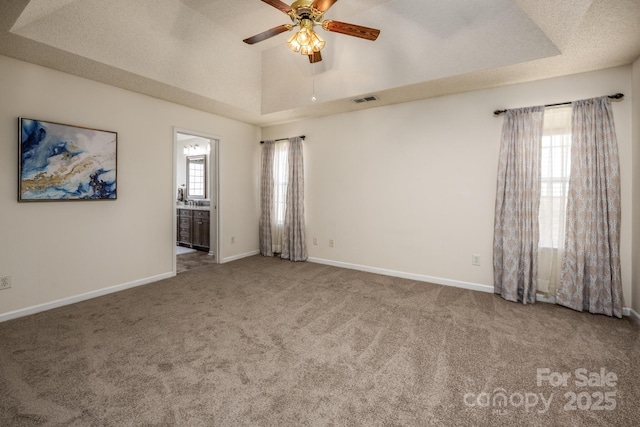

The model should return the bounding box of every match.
[286,18,324,56]
[286,33,302,52]
[310,32,325,52]
[300,44,313,55]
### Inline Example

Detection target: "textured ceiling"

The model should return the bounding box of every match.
[0,0,639,126]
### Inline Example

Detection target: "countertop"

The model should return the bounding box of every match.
[176,205,210,211]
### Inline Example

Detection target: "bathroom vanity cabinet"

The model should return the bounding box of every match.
[177,208,210,251]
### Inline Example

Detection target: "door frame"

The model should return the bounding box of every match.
[173,127,221,273]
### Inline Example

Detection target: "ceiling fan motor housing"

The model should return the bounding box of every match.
[290,0,324,23]
[291,0,314,11]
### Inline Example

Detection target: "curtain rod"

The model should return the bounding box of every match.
[260,135,306,144]
[493,93,624,116]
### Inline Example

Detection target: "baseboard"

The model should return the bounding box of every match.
[222,250,260,263]
[5,257,633,325]
[537,297,637,322]
[0,272,175,323]
[624,307,640,325]
[307,257,494,294]
[536,294,556,304]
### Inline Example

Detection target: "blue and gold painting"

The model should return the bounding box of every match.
[19,118,117,201]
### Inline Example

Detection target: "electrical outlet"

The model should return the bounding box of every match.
[230,236,235,244]
[0,275,11,290]
[313,237,318,245]
[329,239,334,248]
[472,254,481,266]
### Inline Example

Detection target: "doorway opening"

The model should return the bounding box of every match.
[173,128,220,273]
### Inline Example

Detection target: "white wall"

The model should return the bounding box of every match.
[262,66,634,307]
[0,55,260,318]
[633,57,640,315]
[1,54,635,320]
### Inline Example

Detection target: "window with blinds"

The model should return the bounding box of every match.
[539,106,572,249]
[273,141,289,226]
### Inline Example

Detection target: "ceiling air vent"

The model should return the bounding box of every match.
[352,95,379,104]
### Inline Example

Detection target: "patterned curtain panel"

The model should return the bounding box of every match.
[493,106,544,304]
[281,137,308,262]
[259,141,275,257]
[557,97,623,318]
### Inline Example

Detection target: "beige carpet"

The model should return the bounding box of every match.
[176,251,216,274]
[1,256,638,426]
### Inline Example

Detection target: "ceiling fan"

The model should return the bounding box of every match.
[243,0,381,63]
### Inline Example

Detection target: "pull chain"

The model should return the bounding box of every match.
[311,62,317,102]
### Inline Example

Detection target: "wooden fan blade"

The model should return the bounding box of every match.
[322,20,380,41]
[243,24,292,44]
[308,51,322,63]
[312,0,338,13]
[261,0,293,14]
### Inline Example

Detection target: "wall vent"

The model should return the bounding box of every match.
[352,95,379,104]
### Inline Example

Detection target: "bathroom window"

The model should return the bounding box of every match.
[186,155,206,199]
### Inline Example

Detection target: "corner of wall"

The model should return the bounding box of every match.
[632,56,640,314]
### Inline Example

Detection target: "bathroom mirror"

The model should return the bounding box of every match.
[186,155,207,199]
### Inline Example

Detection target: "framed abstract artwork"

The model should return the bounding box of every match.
[18,118,117,201]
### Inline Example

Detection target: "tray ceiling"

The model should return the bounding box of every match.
[1,0,639,125]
